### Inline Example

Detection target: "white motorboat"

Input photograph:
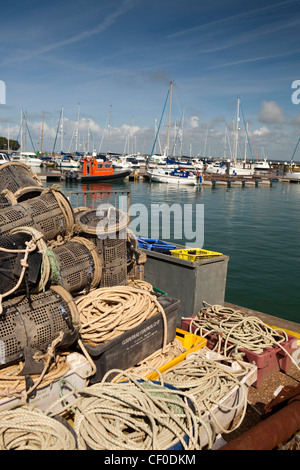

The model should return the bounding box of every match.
[111,156,134,169]
[55,155,81,169]
[284,171,300,182]
[12,151,42,167]
[254,159,270,171]
[0,153,11,165]
[205,160,254,176]
[205,161,227,174]
[147,168,199,185]
[229,163,254,176]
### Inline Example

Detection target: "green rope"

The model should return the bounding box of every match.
[41,248,61,291]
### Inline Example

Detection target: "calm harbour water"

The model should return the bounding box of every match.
[46,174,300,325]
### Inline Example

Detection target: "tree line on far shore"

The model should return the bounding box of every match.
[0,137,20,151]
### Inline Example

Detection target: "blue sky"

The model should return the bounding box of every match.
[0,0,300,161]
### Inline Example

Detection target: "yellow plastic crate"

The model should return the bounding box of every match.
[170,248,223,261]
[146,328,207,381]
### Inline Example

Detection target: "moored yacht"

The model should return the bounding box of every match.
[12,151,42,167]
[254,159,270,171]
[147,167,199,185]
[0,153,11,165]
[55,155,81,169]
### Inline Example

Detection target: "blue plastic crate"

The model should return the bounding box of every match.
[138,238,176,253]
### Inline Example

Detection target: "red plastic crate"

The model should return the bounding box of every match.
[181,317,298,388]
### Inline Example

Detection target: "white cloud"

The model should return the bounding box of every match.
[259,100,285,124]
[253,126,270,136]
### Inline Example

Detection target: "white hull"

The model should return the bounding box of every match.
[205,163,254,176]
[285,172,300,181]
[229,166,254,176]
[0,153,11,165]
[254,160,270,171]
[19,157,42,167]
[113,162,133,169]
[147,170,198,185]
[55,159,80,169]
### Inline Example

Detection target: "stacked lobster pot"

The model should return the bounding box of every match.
[0,173,83,375]
[0,163,145,379]
[0,162,44,209]
[74,206,130,287]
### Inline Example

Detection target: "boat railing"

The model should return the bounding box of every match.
[66,189,131,211]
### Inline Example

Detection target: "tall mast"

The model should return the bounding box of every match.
[107,105,112,155]
[20,109,23,152]
[24,111,27,151]
[87,119,90,154]
[180,108,185,156]
[7,123,9,153]
[40,112,44,153]
[203,124,208,159]
[223,124,227,159]
[75,103,80,153]
[233,97,240,163]
[244,121,248,162]
[60,106,64,152]
[166,81,173,157]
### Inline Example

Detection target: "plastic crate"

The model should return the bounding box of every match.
[0,352,92,414]
[181,317,298,388]
[146,328,207,381]
[138,238,176,253]
[170,248,223,261]
[83,296,180,384]
[267,325,300,365]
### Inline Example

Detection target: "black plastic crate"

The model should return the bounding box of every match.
[83,296,180,384]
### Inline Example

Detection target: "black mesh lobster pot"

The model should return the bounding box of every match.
[50,236,102,293]
[0,188,75,241]
[0,186,45,210]
[0,229,43,298]
[0,162,42,194]
[75,207,128,287]
[0,286,80,374]
[0,229,102,299]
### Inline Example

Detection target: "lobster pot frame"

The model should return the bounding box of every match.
[0,286,80,371]
[126,229,147,280]
[0,187,45,210]
[0,191,16,210]
[75,208,128,287]
[0,231,40,296]
[14,186,44,203]
[0,231,102,298]
[51,237,102,293]
[0,189,75,241]
[0,162,42,194]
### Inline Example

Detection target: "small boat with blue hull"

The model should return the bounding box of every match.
[147,168,199,185]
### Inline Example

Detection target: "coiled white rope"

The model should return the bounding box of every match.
[160,351,250,437]
[184,303,300,371]
[72,371,203,450]
[0,405,77,450]
[76,286,167,346]
[111,338,187,381]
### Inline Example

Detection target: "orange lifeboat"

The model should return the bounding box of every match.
[81,158,131,182]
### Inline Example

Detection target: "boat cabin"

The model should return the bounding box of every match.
[83,158,114,177]
[0,153,10,164]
